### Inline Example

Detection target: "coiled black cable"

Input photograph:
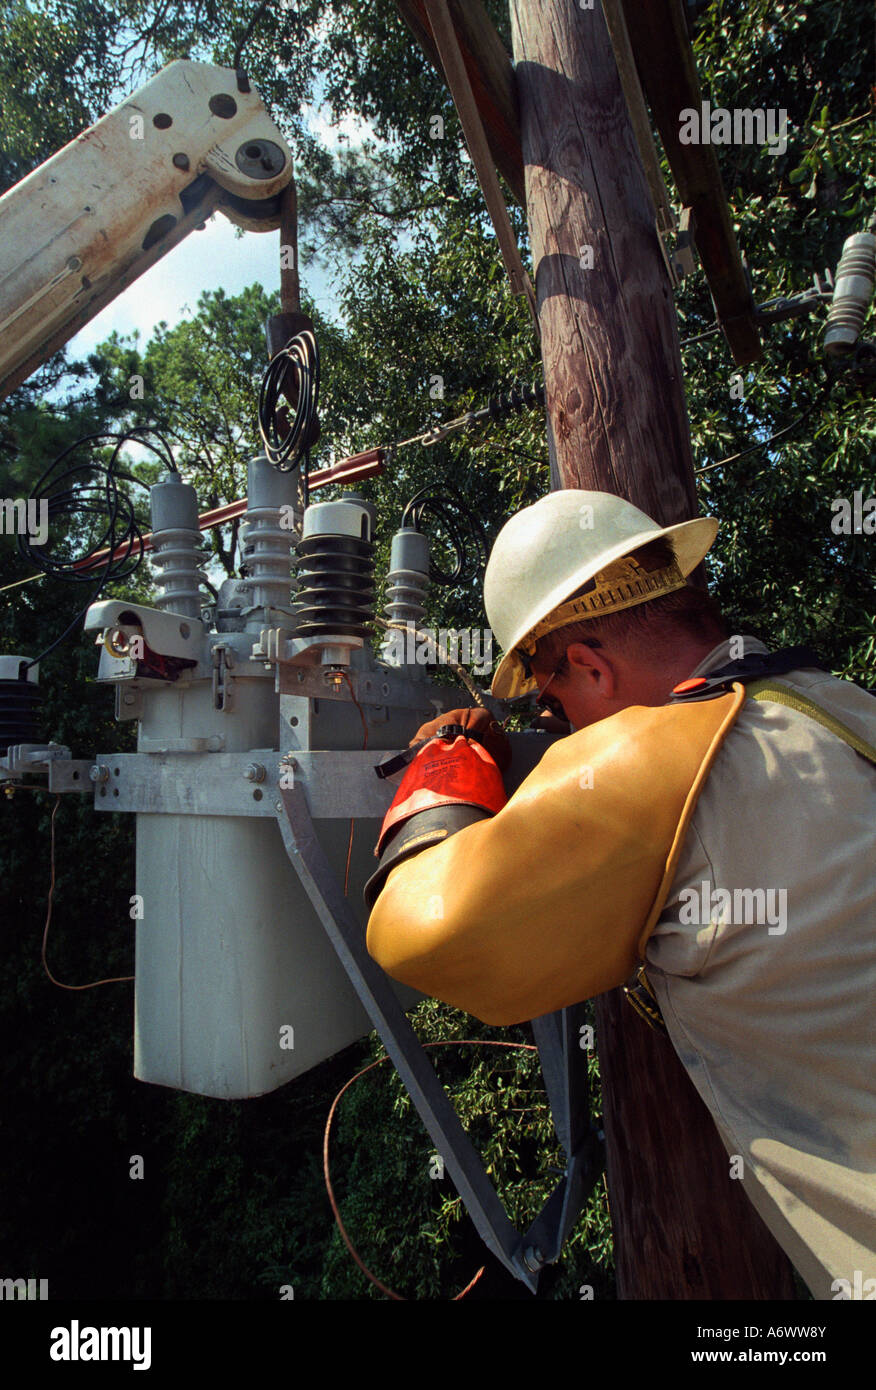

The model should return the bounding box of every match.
[257,328,320,482]
[400,485,488,586]
[17,428,176,671]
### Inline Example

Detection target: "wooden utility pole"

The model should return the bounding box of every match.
[509,0,795,1298]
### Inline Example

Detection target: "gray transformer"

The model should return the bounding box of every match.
[78,458,465,1099]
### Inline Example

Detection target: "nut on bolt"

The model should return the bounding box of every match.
[523,1245,546,1272]
[89,763,110,784]
[243,762,266,783]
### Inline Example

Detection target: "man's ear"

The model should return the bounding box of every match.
[566,641,617,696]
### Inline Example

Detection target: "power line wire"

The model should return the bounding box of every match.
[694,381,833,475]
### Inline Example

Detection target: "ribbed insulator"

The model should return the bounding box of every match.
[0,678,42,754]
[379,527,430,664]
[151,527,207,619]
[240,506,296,618]
[380,570,429,658]
[295,535,374,638]
[825,232,876,355]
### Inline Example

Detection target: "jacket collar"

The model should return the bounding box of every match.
[688,636,768,680]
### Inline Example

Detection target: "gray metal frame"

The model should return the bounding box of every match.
[275,777,605,1291]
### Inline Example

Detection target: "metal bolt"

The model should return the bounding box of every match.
[243,762,266,783]
[89,764,109,784]
[172,152,190,170]
[523,1245,546,1272]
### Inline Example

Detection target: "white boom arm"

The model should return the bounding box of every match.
[0,61,293,400]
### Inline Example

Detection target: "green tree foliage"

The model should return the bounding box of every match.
[0,0,873,1303]
[0,0,112,189]
[678,0,875,681]
[312,1001,611,1301]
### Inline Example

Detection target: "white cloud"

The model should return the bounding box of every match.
[302,102,381,150]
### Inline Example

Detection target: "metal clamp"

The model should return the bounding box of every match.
[211,642,235,711]
[658,206,696,288]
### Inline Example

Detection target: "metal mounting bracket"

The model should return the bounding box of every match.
[659,205,697,288]
[211,642,235,711]
[274,780,604,1291]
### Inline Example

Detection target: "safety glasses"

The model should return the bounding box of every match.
[528,638,603,724]
[534,654,569,722]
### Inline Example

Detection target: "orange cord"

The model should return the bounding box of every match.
[323,1038,539,1299]
[41,793,134,990]
[340,671,369,896]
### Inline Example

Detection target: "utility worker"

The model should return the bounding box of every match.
[364,489,876,1301]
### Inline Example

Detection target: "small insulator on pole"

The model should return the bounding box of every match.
[380,528,431,667]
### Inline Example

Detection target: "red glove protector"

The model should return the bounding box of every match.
[365,730,507,910]
[411,706,512,772]
[377,733,507,858]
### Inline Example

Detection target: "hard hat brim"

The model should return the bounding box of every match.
[489,514,719,700]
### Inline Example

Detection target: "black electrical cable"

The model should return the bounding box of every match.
[400,485,488,586]
[257,328,320,481]
[17,428,174,670]
[391,379,544,450]
[694,378,834,476]
[483,381,545,421]
[485,441,548,468]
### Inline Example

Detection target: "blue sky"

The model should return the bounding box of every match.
[66,215,322,357]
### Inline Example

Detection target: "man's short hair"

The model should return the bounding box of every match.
[533,537,727,665]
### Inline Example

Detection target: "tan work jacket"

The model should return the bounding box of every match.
[645,637,876,1301]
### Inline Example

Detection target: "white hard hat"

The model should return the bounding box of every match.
[484,490,718,699]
